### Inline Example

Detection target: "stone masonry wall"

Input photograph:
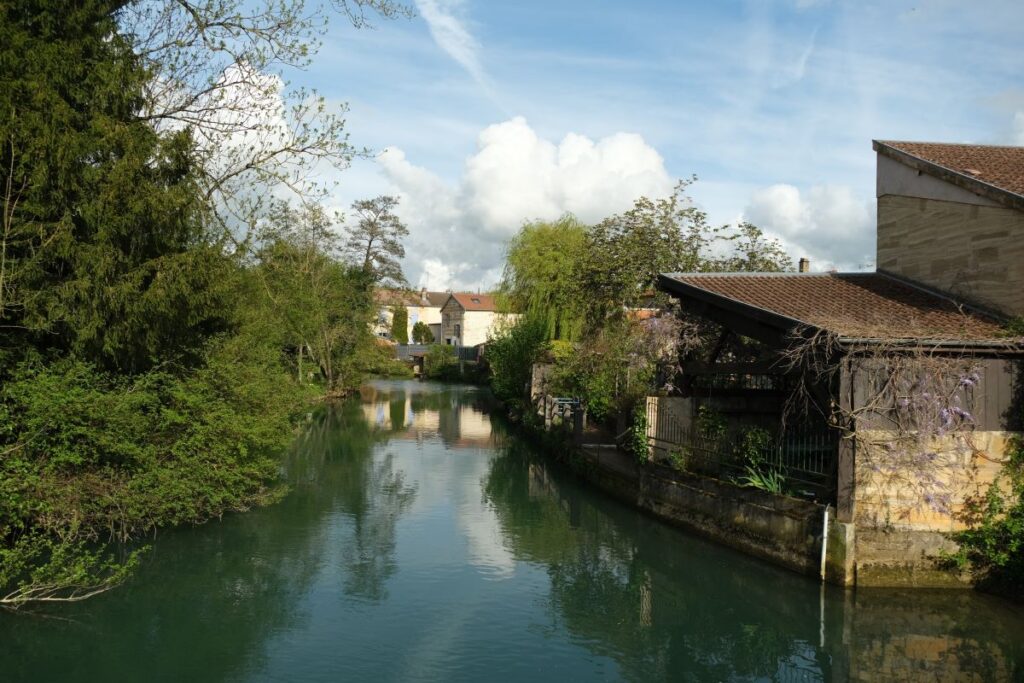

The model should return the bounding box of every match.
[876,195,1024,316]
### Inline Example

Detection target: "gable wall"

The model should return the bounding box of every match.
[876,154,1024,316]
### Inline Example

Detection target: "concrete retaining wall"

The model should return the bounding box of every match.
[577,444,855,584]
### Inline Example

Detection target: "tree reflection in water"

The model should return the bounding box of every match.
[288,398,418,603]
[483,437,1024,682]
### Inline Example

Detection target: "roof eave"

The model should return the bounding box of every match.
[657,273,820,348]
[837,336,1024,355]
[873,140,1024,212]
[658,272,1023,355]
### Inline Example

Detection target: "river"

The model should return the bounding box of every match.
[2,379,1023,681]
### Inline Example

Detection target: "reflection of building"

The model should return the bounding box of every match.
[361,391,493,447]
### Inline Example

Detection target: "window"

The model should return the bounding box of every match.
[454,323,461,340]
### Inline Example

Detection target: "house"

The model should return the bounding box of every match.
[374,288,449,342]
[649,140,1024,588]
[874,140,1024,316]
[439,293,518,347]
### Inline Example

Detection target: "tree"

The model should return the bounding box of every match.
[582,178,721,322]
[257,201,374,393]
[0,0,413,608]
[412,321,434,343]
[1,1,233,372]
[344,195,409,287]
[716,222,793,273]
[119,0,413,238]
[391,304,409,344]
[499,216,588,341]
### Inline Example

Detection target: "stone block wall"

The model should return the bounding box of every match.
[876,195,1024,316]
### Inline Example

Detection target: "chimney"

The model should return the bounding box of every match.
[798,258,810,273]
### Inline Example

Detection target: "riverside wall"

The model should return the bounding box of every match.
[575,443,856,585]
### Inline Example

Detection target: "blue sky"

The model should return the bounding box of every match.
[292,0,1024,289]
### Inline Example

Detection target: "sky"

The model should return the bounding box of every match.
[290,0,1024,290]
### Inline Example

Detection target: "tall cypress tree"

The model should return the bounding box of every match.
[391,304,409,344]
[0,0,229,373]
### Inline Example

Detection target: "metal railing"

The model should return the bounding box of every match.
[394,344,430,360]
[646,400,838,500]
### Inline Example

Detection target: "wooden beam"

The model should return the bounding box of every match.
[836,359,856,523]
[682,360,787,375]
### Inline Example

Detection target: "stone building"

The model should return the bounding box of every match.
[643,139,1024,587]
[874,140,1024,317]
[374,288,448,342]
[439,293,519,347]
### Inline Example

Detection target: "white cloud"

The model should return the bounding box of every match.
[743,184,875,271]
[414,0,487,86]
[1012,111,1024,145]
[378,116,673,290]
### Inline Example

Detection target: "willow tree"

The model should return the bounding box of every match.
[499,215,588,341]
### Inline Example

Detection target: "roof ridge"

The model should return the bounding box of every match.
[663,271,863,278]
[875,139,1024,151]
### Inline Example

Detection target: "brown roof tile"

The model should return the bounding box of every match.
[876,140,1024,200]
[375,289,450,307]
[662,272,1012,343]
[448,292,498,312]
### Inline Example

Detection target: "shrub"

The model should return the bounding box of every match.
[486,317,549,404]
[951,433,1024,597]
[359,341,414,378]
[412,321,434,344]
[423,344,457,380]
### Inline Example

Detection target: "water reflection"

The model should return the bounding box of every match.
[484,435,1024,682]
[359,381,497,448]
[0,380,1021,683]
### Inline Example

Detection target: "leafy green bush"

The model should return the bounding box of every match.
[735,426,774,467]
[696,405,727,441]
[0,335,309,607]
[412,321,434,343]
[486,317,549,404]
[951,433,1024,597]
[423,344,458,380]
[630,402,649,462]
[359,341,414,378]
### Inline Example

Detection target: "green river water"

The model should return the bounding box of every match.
[2,379,1023,682]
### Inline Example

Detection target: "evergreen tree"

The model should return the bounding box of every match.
[344,195,409,288]
[391,305,409,344]
[1,0,229,373]
[412,321,434,344]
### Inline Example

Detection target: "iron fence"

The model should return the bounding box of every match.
[646,400,838,501]
[394,344,430,360]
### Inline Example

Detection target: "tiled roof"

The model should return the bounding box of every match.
[448,293,498,312]
[422,291,450,307]
[874,140,1024,207]
[375,289,450,307]
[660,272,1013,343]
